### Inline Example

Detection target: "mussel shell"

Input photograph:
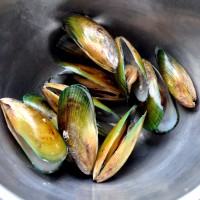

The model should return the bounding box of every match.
[64,14,119,73]
[57,62,123,101]
[155,46,196,108]
[153,67,179,133]
[115,37,148,102]
[23,94,58,129]
[49,72,122,101]
[0,98,67,173]
[57,84,98,175]
[142,59,164,131]
[58,62,119,92]
[42,86,60,112]
[93,106,146,182]
[42,84,111,138]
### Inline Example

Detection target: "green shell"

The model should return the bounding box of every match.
[93,105,146,183]
[57,84,98,175]
[115,37,148,102]
[0,98,67,173]
[155,46,196,108]
[142,59,164,131]
[153,67,179,134]
[64,14,119,73]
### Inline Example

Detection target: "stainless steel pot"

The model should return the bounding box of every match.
[0,0,200,199]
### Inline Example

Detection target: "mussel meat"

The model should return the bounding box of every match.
[115,37,148,102]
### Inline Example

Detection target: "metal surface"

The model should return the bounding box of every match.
[0,0,200,199]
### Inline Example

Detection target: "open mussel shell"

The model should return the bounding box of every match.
[57,84,98,174]
[23,94,58,129]
[153,67,179,134]
[93,106,146,183]
[142,59,164,131]
[0,98,67,173]
[58,62,123,101]
[64,14,119,73]
[155,46,196,108]
[115,37,148,102]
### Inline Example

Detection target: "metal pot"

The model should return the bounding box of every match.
[0,0,200,199]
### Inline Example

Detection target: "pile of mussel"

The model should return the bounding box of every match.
[0,14,197,183]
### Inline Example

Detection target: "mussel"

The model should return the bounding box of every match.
[93,106,146,182]
[115,37,148,102]
[154,67,179,133]
[0,98,67,173]
[58,62,123,101]
[155,46,196,108]
[23,94,58,129]
[57,84,98,174]
[64,14,119,73]
[142,59,164,131]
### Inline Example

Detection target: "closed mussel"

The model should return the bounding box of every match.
[64,14,119,73]
[155,46,196,108]
[57,84,98,174]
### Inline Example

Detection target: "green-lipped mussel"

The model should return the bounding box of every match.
[57,62,123,101]
[142,59,164,131]
[155,46,196,108]
[57,85,98,174]
[115,37,148,102]
[64,14,119,73]
[93,106,146,182]
[153,67,179,133]
[0,98,67,173]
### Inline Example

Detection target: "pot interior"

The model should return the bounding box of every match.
[0,0,200,199]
